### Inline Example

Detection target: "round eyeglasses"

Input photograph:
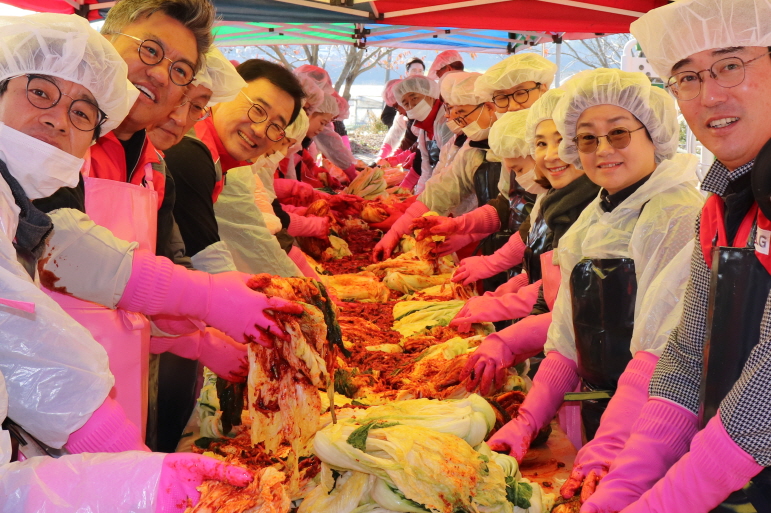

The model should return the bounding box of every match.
[573,126,645,154]
[115,33,195,87]
[492,83,541,109]
[452,103,483,128]
[667,51,771,101]
[178,95,210,122]
[22,75,107,132]
[240,91,286,142]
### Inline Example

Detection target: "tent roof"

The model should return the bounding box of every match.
[212,22,597,54]
[211,0,667,33]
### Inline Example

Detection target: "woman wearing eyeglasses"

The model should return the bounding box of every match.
[486,68,704,500]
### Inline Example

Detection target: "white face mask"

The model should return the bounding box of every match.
[461,106,492,141]
[0,123,83,200]
[446,119,463,135]
[406,100,432,122]
[515,169,548,195]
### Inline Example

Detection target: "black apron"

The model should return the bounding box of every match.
[701,225,771,513]
[570,257,637,440]
[473,160,502,208]
[522,212,550,284]
[478,180,534,293]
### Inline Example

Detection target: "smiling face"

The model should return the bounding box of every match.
[306,111,334,139]
[212,78,294,162]
[674,46,771,171]
[492,81,546,113]
[109,11,198,138]
[575,104,657,195]
[147,83,212,151]
[0,75,97,158]
[534,119,583,189]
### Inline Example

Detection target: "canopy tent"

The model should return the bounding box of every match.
[212,22,597,54]
[210,0,667,33]
[0,0,112,18]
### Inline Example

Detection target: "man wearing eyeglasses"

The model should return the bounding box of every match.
[583,1,771,512]
[33,0,304,450]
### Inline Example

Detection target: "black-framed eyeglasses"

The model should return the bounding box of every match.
[453,103,483,128]
[178,94,210,122]
[492,83,541,109]
[115,32,195,86]
[573,125,645,154]
[21,75,107,132]
[240,91,286,142]
[667,51,771,101]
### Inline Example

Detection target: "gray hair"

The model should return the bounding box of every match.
[101,0,216,72]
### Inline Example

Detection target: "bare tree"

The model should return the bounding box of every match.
[333,46,398,100]
[562,34,632,69]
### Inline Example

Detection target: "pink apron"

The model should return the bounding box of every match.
[44,154,158,439]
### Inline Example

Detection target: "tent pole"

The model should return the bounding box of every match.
[555,41,561,87]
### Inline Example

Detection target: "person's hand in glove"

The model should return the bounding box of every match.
[156,453,253,512]
[287,212,330,239]
[451,233,527,285]
[460,313,552,394]
[559,351,658,504]
[450,280,541,327]
[487,351,579,462]
[150,327,248,383]
[371,201,429,262]
[412,205,500,240]
[117,250,304,347]
[431,231,487,257]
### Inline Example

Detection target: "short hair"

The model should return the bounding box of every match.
[449,61,464,71]
[101,0,215,72]
[0,77,101,140]
[406,58,425,72]
[236,59,306,125]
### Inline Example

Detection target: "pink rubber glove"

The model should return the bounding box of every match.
[281,204,308,215]
[451,233,527,285]
[451,279,541,327]
[372,200,429,262]
[488,351,579,462]
[494,273,530,295]
[460,312,552,394]
[582,397,700,513]
[118,249,303,346]
[399,167,420,191]
[343,164,358,181]
[623,414,763,513]
[65,397,149,453]
[274,178,317,206]
[287,212,329,238]
[379,143,393,159]
[560,351,658,503]
[288,245,321,280]
[433,231,488,257]
[156,453,253,512]
[412,205,501,240]
[151,315,205,336]
[150,327,248,383]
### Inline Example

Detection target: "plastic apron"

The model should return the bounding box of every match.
[44,154,157,441]
[522,212,550,284]
[569,257,637,441]
[698,197,771,512]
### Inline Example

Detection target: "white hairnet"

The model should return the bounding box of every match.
[333,92,350,120]
[315,93,339,117]
[554,68,680,167]
[428,50,463,80]
[394,76,439,107]
[286,108,309,142]
[295,72,324,113]
[525,88,567,155]
[192,47,246,106]
[383,79,402,105]
[440,71,482,106]
[489,109,530,159]
[475,53,557,102]
[294,64,335,94]
[0,13,138,134]
[631,0,771,80]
